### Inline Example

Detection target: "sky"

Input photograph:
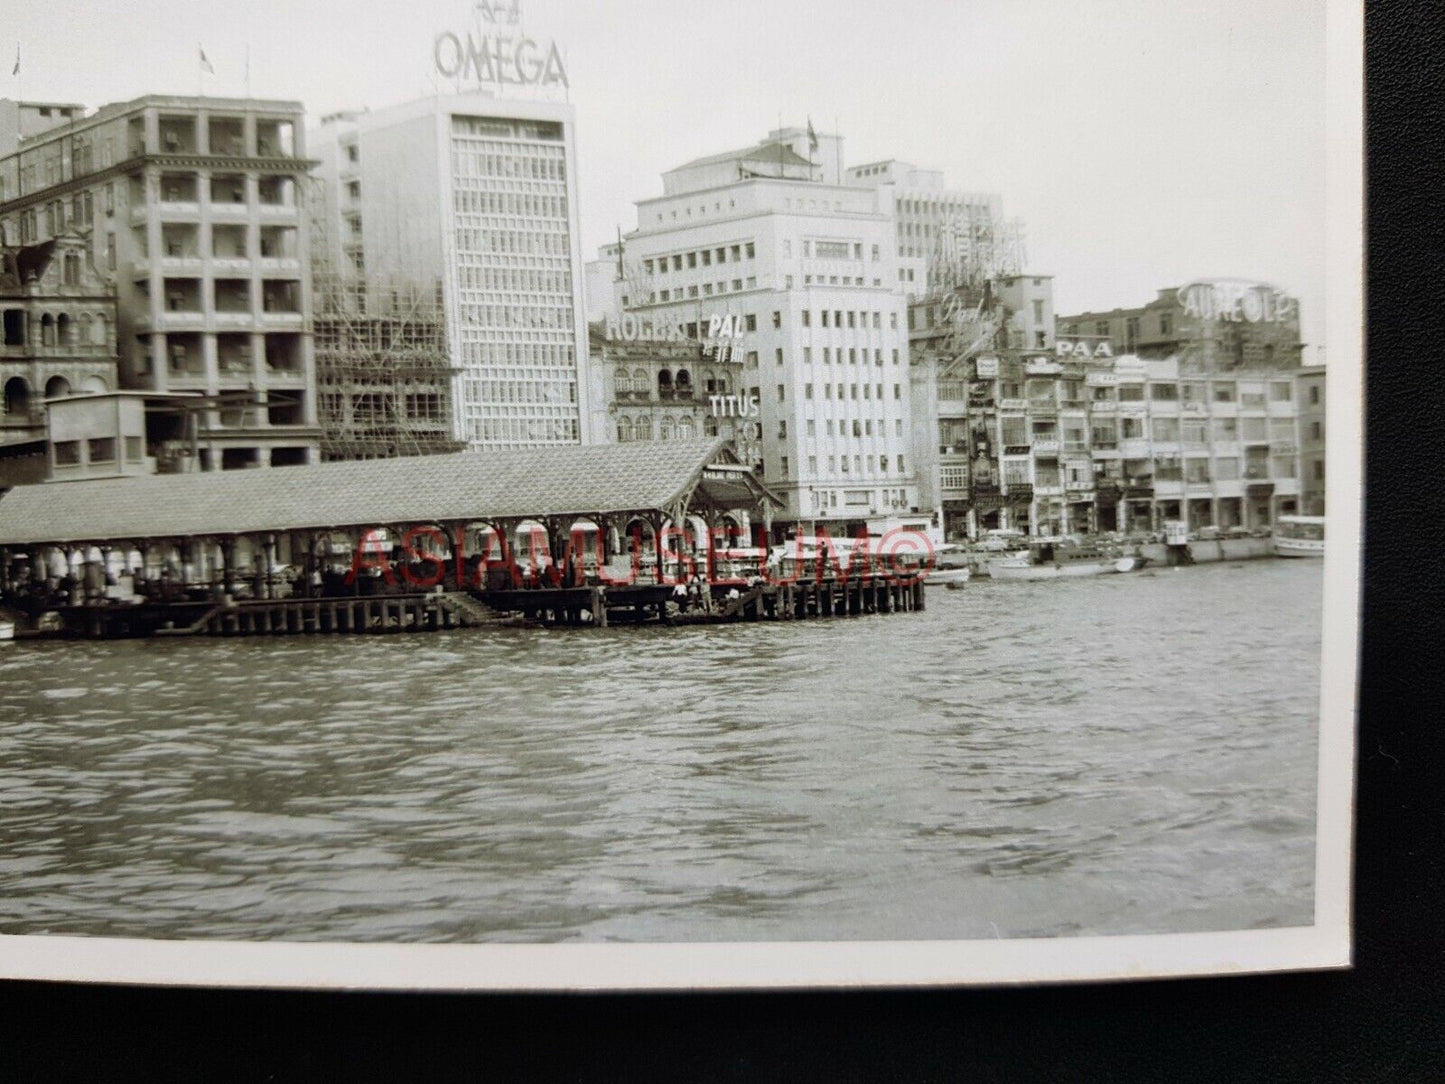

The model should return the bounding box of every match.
[6,0,1328,352]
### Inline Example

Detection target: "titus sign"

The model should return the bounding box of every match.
[434,2,568,88]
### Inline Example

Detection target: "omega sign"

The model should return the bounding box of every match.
[434,2,568,88]
[1178,280,1297,324]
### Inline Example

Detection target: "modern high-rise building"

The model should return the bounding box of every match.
[611,126,919,536]
[0,94,321,471]
[308,94,591,450]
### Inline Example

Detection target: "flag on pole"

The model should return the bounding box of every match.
[199,45,214,74]
[11,44,18,77]
[806,117,819,155]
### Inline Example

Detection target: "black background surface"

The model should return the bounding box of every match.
[2,3,1442,1079]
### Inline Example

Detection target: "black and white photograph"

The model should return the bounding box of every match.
[0,0,1359,989]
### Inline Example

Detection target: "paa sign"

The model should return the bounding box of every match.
[1055,339,1114,360]
[435,1,568,88]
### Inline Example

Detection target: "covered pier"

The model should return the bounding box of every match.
[0,438,926,638]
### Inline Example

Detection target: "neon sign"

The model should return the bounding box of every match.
[434,2,568,88]
[1177,280,1297,324]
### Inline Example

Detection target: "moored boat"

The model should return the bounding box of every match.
[924,543,972,587]
[1272,515,1325,557]
[986,539,1148,581]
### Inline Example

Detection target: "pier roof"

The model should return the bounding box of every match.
[0,438,779,546]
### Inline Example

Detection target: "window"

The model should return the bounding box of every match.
[1215,457,1239,480]
[779,456,788,477]
[1212,417,1239,441]
[775,348,784,366]
[805,384,813,399]
[1310,421,1322,441]
[54,441,81,466]
[1309,385,1320,405]
[777,384,786,403]
[803,347,812,365]
[802,310,811,327]
[88,437,116,463]
[745,242,755,259]
[1152,418,1180,442]
[1150,383,1178,401]
[744,314,757,332]
[778,420,787,439]
[1214,381,1236,402]
[1271,381,1293,402]
[1160,313,1173,336]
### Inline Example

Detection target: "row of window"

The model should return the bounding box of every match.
[52,436,144,466]
[778,455,908,481]
[988,455,1300,486]
[450,145,567,183]
[803,308,900,330]
[452,188,568,219]
[997,416,1298,444]
[464,416,581,443]
[643,243,755,277]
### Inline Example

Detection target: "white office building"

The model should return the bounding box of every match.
[309,94,591,449]
[610,127,920,537]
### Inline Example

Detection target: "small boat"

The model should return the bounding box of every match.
[924,543,973,588]
[987,539,1149,581]
[0,618,13,643]
[1273,515,1325,557]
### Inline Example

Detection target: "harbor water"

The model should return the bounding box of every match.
[0,559,1321,943]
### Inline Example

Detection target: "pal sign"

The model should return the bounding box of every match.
[1055,339,1114,360]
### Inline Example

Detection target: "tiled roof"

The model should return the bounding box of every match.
[671,140,813,172]
[0,439,736,545]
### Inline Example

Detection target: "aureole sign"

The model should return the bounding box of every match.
[605,312,748,344]
[1177,279,1297,324]
[434,1,569,89]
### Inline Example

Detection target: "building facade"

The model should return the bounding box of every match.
[308,95,591,451]
[588,323,762,468]
[912,294,1314,537]
[312,277,464,461]
[0,94,321,471]
[2,232,119,447]
[1058,279,1304,370]
[613,128,918,537]
[1296,363,1326,515]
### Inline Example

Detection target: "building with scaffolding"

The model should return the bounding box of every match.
[311,273,464,461]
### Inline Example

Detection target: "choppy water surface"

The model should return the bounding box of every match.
[0,560,1321,942]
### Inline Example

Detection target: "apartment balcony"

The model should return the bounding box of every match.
[257,203,299,221]
[1065,480,1095,494]
[213,311,256,330]
[1272,478,1300,496]
[1090,443,1121,458]
[209,200,251,221]
[259,310,304,328]
[1153,479,1185,498]
[210,256,253,274]
[1033,484,1063,497]
[258,256,303,274]
[154,200,202,220]
[1119,438,1151,458]
[135,310,206,333]
[1088,400,1117,413]
[998,397,1028,412]
[615,388,654,403]
[1032,439,1061,455]
[1059,399,1088,412]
